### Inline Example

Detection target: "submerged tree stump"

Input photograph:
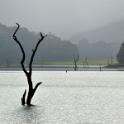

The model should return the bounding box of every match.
[13,23,47,106]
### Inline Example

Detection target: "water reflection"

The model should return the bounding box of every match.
[3,106,45,124]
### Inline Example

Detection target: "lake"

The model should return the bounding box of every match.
[0,71,124,124]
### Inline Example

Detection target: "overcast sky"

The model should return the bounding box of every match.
[0,0,124,39]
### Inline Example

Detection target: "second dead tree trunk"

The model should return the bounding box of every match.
[13,23,47,106]
[73,55,79,71]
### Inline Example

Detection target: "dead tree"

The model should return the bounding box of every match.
[73,55,79,71]
[13,23,47,106]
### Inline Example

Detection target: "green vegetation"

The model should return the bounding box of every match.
[41,58,118,65]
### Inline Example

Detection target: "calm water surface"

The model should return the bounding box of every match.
[0,71,124,124]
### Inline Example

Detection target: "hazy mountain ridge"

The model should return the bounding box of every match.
[78,39,120,59]
[70,20,124,59]
[71,19,124,43]
[0,22,122,65]
[0,23,78,65]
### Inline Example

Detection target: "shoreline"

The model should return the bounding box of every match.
[0,65,123,71]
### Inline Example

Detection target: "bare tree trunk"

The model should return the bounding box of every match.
[27,82,42,105]
[73,55,79,71]
[13,23,46,106]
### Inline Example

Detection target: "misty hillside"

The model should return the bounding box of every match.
[0,23,78,65]
[78,38,120,59]
[0,22,122,65]
[71,19,124,43]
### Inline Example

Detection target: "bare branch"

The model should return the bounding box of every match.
[21,89,26,105]
[34,82,42,92]
[29,33,47,75]
[13,23,28,75]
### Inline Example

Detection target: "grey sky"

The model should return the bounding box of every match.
[0,0,124,39]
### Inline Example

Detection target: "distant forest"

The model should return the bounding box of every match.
[0,23,78,65]
[0,23,122,65]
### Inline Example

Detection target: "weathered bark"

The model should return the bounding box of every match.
[13,23,46,106]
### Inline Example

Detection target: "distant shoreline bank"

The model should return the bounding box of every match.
[0,65,123,71]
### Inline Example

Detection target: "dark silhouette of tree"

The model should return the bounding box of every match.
[99,64,102,71]
[117,41,124,64]
[110,56,113,65]
[73,55,79,71]
[13,23,47,106]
